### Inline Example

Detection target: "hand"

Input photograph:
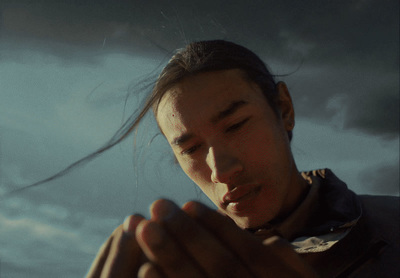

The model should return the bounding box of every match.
[135,199,318,278]
[86,214,146,278]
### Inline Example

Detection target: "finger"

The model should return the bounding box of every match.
[182,201,263,257]
[148,199,255,278]
[86,230,115,278]
[183,202,317,277]
[138,262,163,278]
[136,219,205,278]
[263,236,318,278]
[101,215,146,278]
[123,214,146,235]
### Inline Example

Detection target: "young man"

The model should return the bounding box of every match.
[87,40,399,278]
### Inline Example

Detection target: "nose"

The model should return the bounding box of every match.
[207,145,243,184]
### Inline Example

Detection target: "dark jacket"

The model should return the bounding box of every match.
[252,169,399,277]
[299,174,399,277]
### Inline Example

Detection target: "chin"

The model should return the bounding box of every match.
[232,216,262,230]
[231,211,276,230]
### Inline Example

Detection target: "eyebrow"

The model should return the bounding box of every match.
[171,133,194,146]
[171,100,248,146]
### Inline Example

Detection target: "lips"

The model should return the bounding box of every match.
[222,184,261,206]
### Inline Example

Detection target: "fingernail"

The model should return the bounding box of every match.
[138,262,162,278]
[182,201,206,217]
[123,215,144,233]
[151,199,178,220]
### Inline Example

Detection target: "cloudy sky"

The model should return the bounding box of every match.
[0,0,398,277]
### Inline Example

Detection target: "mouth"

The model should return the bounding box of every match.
[221,184,261,210]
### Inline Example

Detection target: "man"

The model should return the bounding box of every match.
[87,40,399,277]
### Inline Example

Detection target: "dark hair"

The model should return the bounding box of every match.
[4,40,291,196]
[152,40,292,140]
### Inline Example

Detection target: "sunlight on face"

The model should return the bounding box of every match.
[157,69,304,229]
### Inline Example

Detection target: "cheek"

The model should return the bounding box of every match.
[180,158,211,185]
[235,127,274,171]
[181,160,220,201]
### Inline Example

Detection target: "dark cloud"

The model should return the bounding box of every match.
[344,85,399,139]
[1,0,397,64]
[358,163,400,196]
[283,64,399,138]
[0,0,397,135]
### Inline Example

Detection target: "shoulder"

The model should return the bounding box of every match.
[358,195,399,224]
[346,195,400,277]
[359,194,399,207]
[357,195,399,241]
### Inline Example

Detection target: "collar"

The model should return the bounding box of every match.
[253,169,362,253]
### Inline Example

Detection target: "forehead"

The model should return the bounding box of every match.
[156,69,266,137]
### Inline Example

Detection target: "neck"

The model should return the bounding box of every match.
[273,167,310,225]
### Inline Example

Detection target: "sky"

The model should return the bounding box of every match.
[0,0,399,277]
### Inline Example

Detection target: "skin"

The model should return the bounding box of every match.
[87,201,317,277]
[86,69,316,278]
[157,69,309,229]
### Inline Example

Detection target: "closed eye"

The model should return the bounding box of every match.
[181,118,250,155]
[225,117,250,133]
[181,144,201,155]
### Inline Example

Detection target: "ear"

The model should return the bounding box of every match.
[276,81,295,132]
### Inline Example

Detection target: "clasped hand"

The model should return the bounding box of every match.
[86,199,317,278]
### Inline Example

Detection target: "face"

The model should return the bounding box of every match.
[157,69,304,229]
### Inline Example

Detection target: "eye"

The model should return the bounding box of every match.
[181,144,201,155]
[225,117,250,133]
